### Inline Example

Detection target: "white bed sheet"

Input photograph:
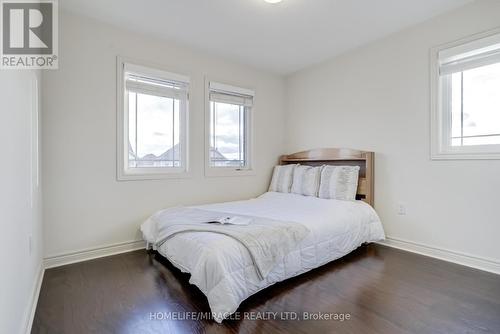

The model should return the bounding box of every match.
[149,192,385,322]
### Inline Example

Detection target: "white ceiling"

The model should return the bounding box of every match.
[61,0,472,74]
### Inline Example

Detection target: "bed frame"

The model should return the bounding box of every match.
[279,148,374,206]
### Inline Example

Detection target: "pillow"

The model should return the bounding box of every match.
[291,165,322,197]
[269,164,297,193]
[318,165,360,201]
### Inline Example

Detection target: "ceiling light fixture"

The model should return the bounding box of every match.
[264,0,283,4]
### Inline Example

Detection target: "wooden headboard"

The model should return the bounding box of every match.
[279,148,374,206]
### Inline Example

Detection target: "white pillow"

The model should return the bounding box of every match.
[318,165,360,201]
[269,164,296,193]
[291,165,322,197]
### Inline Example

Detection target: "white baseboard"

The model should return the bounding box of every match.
[24,263,45,334]
[44,240,145,269]
[378,237,500,275]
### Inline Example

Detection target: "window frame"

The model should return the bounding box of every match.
[204,78,255,177]
[116,56,190,180]
[430,28,500,160]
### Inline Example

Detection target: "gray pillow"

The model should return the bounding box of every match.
[318,165,360,201]
[269,164,297,193]
[291,165,322,197]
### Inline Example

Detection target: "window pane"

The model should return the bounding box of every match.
[173,99,180,167]
[128,93,137,167]
[463,62,500,138]
[451,73,462,140]
[450,62,500,147]
[463,135,500,146]
[128,92,181,168]
[209,101,246,167]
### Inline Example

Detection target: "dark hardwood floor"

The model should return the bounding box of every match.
[32,244,500,334]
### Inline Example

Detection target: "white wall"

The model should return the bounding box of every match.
[42,11,286,257]
[0,70,43,333]
[286,0,500,264]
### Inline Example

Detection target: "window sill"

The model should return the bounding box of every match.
[204,167,256,177]
[117,169,191,181]
[431,149,500,160]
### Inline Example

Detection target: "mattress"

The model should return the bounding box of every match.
[148,191,385,322]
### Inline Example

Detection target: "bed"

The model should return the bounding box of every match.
[141,148,385,323]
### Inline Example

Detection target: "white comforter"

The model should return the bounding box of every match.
[141,192,385,323]
[149,207,310,279]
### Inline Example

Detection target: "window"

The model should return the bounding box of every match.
[431,30,500,159]
[206,81,254,175]
[117,59,189,180]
